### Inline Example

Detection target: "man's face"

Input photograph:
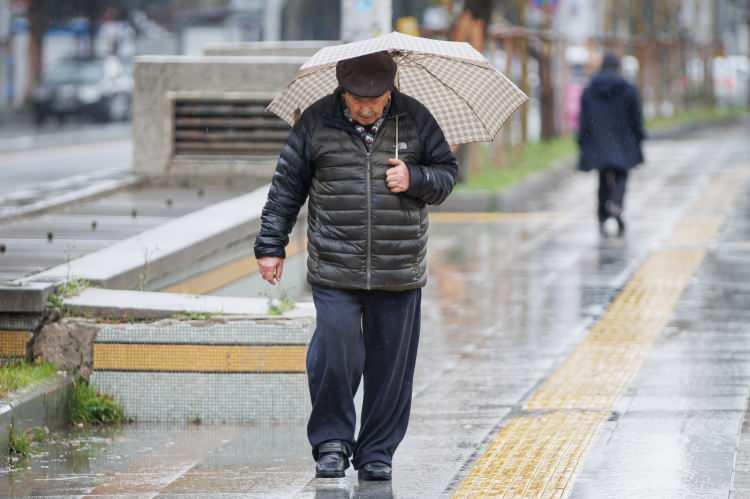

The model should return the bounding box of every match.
[342,91,391,126]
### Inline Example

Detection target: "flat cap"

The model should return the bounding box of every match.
[336,51,396,98]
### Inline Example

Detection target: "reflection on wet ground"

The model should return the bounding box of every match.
[2,121,750,497]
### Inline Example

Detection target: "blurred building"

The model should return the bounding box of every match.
[0,0,11,111]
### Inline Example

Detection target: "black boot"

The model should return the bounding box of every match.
[615,215,626,237]
[358,461,392,481]
[315,441,349,478]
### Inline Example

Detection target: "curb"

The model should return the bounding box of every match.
[0,373,75,455]
[0,174,144,225]
[0,123,131,155]
[432,157,576,213]
[647,115,746,141]
[17,185,273,291]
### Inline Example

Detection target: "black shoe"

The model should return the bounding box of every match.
[315,441,349,478]
[615,215,626,237]
[358,461,392,481]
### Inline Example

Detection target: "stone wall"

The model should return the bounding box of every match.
[32,319,98,380]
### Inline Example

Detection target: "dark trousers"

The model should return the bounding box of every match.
[307,284,421,469]
[597,169,629,222]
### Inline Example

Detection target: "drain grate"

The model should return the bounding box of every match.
[173,99,290,156]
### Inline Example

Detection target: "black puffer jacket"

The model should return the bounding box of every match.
[254,89,458,291]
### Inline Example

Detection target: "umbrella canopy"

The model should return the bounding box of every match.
[267,32,528,145]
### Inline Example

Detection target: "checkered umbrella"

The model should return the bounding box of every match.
[267,31,528,145]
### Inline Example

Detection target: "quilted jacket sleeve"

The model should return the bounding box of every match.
[405,104,458,205]
[253,119,313,259]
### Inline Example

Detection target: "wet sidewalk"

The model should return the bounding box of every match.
[1,120,750,498]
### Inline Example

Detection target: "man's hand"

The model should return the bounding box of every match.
[386,158,410,193]
[258,256,284,285]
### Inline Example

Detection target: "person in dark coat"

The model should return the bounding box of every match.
[577,52,646,237]
[253,51,458,481]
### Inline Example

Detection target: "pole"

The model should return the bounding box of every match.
[519,0,528,144]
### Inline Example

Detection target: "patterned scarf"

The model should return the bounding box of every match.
[343,100,391,151]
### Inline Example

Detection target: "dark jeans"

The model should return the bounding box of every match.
[307,284,421,469]
[598,169,629,222]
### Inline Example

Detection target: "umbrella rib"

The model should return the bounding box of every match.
[410,59,491,140]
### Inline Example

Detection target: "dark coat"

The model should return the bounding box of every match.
[577,70,646,172]
[253,89,458,291]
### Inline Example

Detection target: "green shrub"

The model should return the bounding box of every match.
[47,279,91,314]
[68,379,125,426]
[267,291,296,316]
[8,426,30,457]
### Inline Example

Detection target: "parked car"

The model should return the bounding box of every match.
[31,56,133,125]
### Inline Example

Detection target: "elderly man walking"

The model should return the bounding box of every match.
[253,51,458,481]
[577,52,646,237]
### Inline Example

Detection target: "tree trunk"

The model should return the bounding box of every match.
[747,15,750,108]
[538,48,556,139]
[703,47,714,107]
[450,2,493,182]
[538,7,556,141]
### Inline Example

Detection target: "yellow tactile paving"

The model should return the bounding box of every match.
[453,169,750,498]
[454,412,608,499]
[93,343,307,373]
[0,331,31,358]
[526,249,705,412]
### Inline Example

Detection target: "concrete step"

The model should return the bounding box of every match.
[90,314,313,424]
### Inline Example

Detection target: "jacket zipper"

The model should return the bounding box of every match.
[328,111,405,291]
[366,151,372,290]
[363,113,405,290]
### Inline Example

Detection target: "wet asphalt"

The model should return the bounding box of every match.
[1,120,749,498]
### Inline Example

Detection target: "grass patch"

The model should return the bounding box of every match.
[47,279,91,315]
[8,425,48,458]
[171,311,215,321]
[8,426,31,458]
[267,291,296,316]
[461,135,577,192]
[7,425,50,467]
[462,106,749,193]
[0,360,57,399]
[68,379,125,426]
[647,106,748,131]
